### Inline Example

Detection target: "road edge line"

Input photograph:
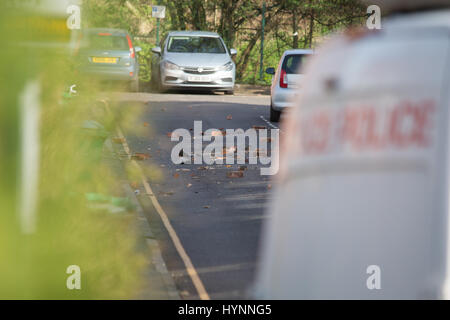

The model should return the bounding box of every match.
[116,127,210,300]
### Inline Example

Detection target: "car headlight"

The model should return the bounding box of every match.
[219,62,233,71]
[164,61,180,71]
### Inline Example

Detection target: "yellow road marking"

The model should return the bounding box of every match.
[116,127,210,300]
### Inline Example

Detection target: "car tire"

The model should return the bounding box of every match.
[270,103,281,122]
[151,72,163,93]
[129,79,139,92]
[224,90,234,95]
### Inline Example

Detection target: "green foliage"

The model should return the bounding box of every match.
[0,2,148,299]
[83,0,367,85]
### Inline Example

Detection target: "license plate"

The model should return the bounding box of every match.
[92,57,117,64]
[188,76,211,82]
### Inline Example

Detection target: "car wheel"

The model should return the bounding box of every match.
[224,90,234,95]
[151,72,163,93]
[129,79,139,92]
[270,103,281,122]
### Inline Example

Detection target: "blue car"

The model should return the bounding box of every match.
[78,28,141,91]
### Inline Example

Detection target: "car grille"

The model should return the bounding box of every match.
[182,67,216,75]
[184,81,214,85]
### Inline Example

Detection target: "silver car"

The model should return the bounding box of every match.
[151,31,237,94]
[266,49,313,122]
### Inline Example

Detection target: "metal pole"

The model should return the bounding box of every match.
[156,17,160,45]
[259,0,266,81]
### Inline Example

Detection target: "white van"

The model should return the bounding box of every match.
[256,7,450,299]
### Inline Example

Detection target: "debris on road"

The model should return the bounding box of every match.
[144,122,149,127]
[252,125,266,130]
[255,149,267,157]
[132,153,151,161]
[159,191,174,196]
[227,171,244,178]
[173,173,180,179]
[223,146,236,154]
[203,205,210,209]
[211,130,224,137]
[260,137,273,143]
[226,115,233,120]
[187,183,192,188]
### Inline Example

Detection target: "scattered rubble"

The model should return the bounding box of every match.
[252,125,266,130]
[132,153,151,161]
[227,171,244,178]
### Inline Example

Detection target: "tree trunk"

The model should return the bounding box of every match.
[307,8,314,48]
[292,10,298,48]
[236,13,275,80]
[166,1,180,30]
[189,0,207,30]
[173,0,187,30]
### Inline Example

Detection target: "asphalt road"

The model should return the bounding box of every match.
[120,92,279,299]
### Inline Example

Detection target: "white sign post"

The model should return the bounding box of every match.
[152,5,166,19]
[152,5,166,45]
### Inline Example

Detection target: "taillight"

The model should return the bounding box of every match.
[280,69,288,88]
[126,34,135,58]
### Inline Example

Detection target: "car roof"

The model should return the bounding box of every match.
[385,9,450,30]
[361,0,450,14]
[167,31,221,37]
[283,49,314,56]
[83,28,130,36]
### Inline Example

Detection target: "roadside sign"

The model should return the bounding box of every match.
[152,5,166,19]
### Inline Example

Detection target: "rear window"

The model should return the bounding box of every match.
[86,34,129,51]
[282,54,309,74]
[167,36,226,54]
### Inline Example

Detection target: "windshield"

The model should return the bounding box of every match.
[167,36,226,54]
[85,33,129,51]
[282,54,310,74]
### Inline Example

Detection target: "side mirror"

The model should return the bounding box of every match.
[152,47,162,55]
[230,48,237,56]
[266,67,275,75]
[135,46,142,53]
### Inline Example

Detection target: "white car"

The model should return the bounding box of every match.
[256,5,450,299]
[151,31,236,94]
[266,49,313,122]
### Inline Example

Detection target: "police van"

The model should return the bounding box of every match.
[256,1,450,299]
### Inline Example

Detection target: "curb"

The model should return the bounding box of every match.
[123,183,180,300]
[101,98,180,300]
